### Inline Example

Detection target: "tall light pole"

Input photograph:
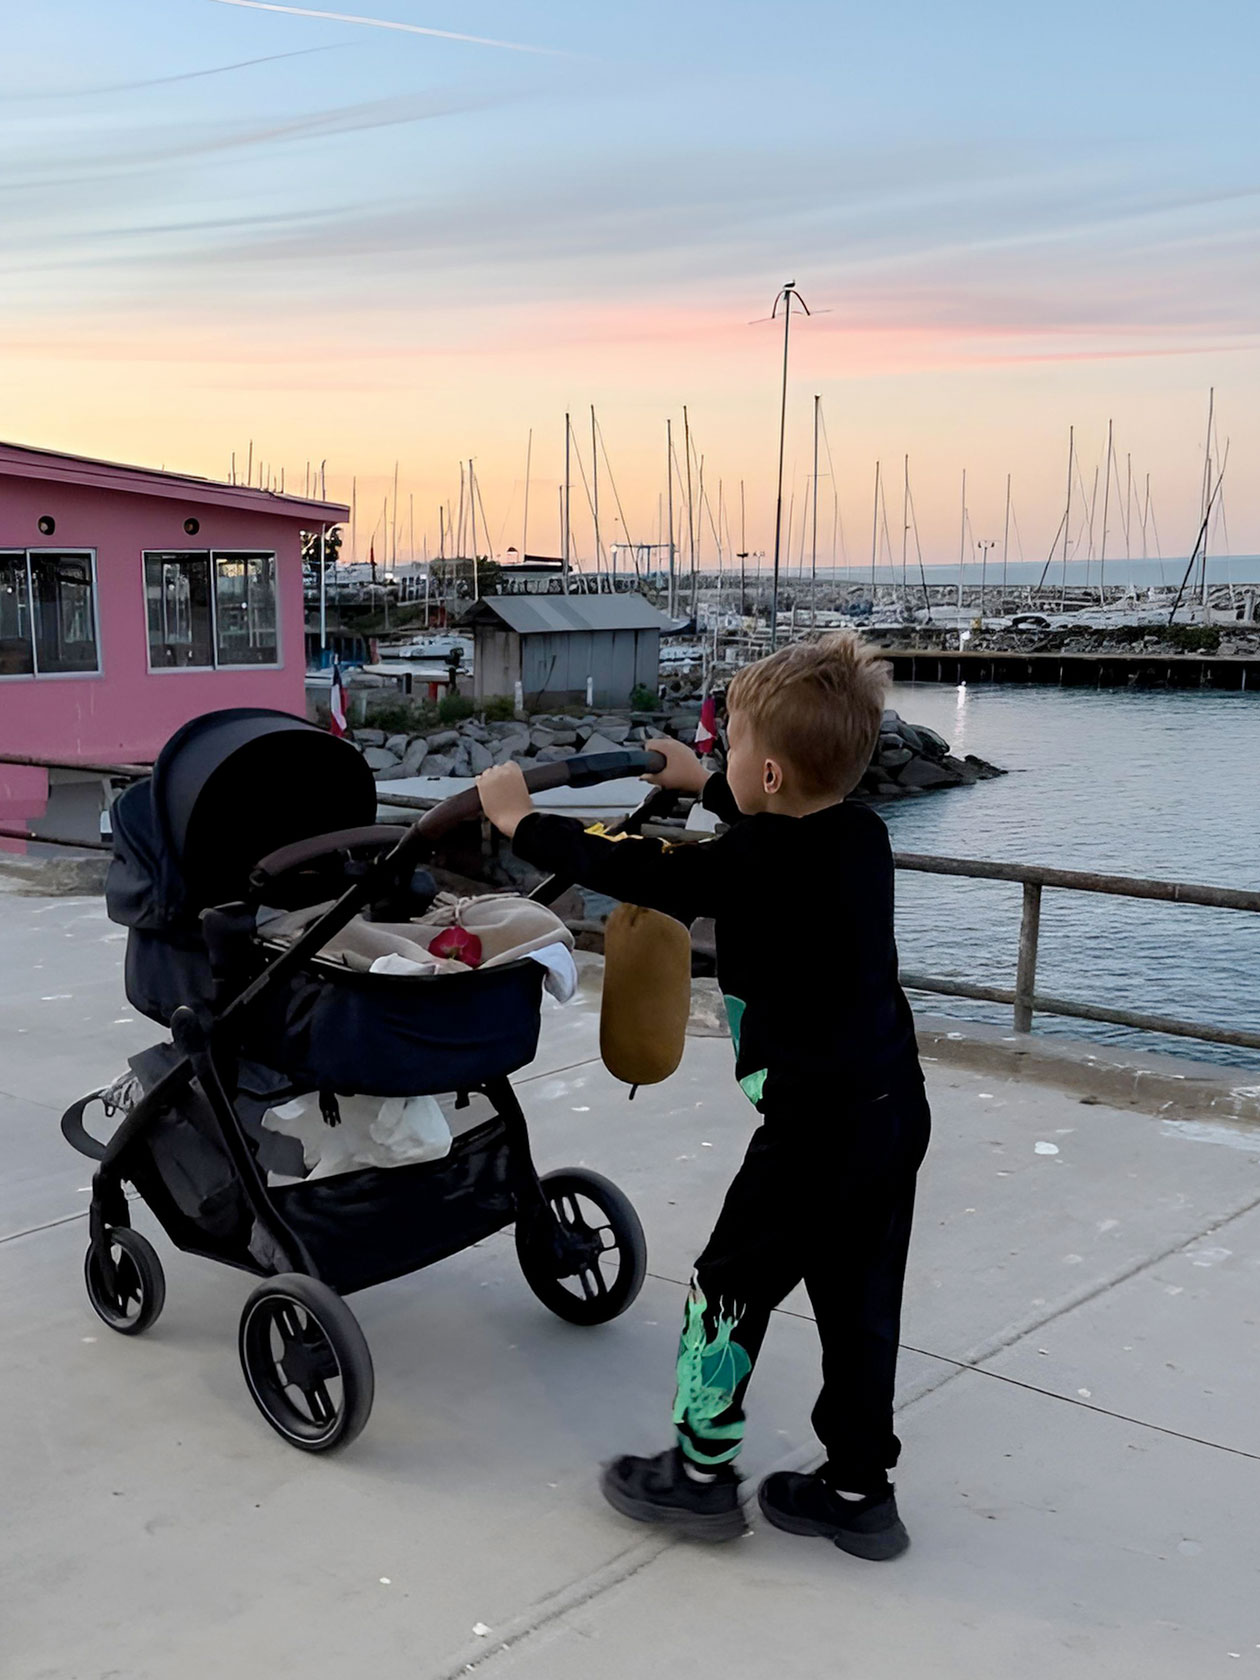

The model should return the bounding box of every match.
[768,281,810,650]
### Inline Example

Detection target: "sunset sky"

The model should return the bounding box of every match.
[5,0,1259,569]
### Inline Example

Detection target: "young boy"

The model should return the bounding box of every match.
[477,633,929,1559]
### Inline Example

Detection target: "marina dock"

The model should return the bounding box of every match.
[884,647,1260,690]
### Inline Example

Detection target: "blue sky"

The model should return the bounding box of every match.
[4,0,1259,562]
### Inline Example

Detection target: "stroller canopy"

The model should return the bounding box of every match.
[108,709,377,933]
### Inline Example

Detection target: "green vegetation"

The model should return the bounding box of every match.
[361,697,440,735]
[437,692,477,724]
[481,694,519,722]
[630,683,660,711]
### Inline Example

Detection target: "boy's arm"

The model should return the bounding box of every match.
[511,811,731,923]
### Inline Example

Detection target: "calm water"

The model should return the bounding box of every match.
[879,682,1260,1069]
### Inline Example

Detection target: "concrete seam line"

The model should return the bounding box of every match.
[511,1055,602,1087]
[427,1536,670,1680]
[0,1084,63,1114]
[898,1350,1260,1464]
[953,1182,1260,1371]
[0,1208,90,1245]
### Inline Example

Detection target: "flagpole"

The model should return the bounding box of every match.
[318,523,327,662]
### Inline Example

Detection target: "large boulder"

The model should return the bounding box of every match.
[398,737,430,776]
[532,726,577,749]
[534,745,574,764]
[361,746,399,772]
[895,755,961,790]
[876,743,913,769]
[417,752,456,777]
[493,736,529,765]
[581,732,623,755]
[384,733,409,757]
[466,739,493,775]
[462,722,490,744]
[913,725,951,760]
[487,719,527,739]
[591,717,632,744]
[356,729,386,748]
[426,729,460,750]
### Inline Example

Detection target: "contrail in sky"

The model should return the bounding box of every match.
[208,0,567,55]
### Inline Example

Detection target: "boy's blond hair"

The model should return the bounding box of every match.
[726,632,889,798]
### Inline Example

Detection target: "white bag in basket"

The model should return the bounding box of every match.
[263,1091,452,1180]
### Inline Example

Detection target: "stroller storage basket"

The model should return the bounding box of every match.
[273,1115,518,1295]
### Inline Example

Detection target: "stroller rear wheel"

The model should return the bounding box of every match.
[238,1275,374,1452]
[517,1168,647,1327]
[84,1227,166,1335]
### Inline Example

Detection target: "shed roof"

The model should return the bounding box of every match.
[470,594,669,635]
[0,440,348,523]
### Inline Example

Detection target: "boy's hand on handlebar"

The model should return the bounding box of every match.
[477,763,535,839]
[642,735,711,795]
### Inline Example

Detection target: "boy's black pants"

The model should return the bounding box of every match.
[672,1073,930,1492]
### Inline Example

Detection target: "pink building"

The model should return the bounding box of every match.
[1,441,346,849]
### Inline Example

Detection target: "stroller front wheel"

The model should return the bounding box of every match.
[84,1227,166,1336]
[516,1168,647,1327]
[238,1275,375,1452]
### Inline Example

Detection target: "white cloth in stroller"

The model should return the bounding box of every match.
[262,1091,453,1181]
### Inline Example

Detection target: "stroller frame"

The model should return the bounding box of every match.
[64,737,666,1451]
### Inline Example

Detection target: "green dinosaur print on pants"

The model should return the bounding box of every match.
[672,1285,752,1464]
[722,994,768,1105]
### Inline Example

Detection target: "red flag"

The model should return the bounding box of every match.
[329,659,348,738]
[694,693,717,756]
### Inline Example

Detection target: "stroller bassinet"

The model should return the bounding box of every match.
[63,707,662,1452]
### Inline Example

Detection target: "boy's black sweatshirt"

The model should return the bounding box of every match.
[512,772,920,1109]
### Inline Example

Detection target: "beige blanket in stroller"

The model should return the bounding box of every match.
[261,890,575,979]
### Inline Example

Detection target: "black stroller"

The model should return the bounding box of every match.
[62,708,664,1452]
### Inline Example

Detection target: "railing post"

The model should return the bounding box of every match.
[1014,881,1042,1032]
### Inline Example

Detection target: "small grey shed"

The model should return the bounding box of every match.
[468,593,668,709]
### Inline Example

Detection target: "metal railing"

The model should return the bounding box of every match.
[0,752,147,853]
[895,853,1260,1052]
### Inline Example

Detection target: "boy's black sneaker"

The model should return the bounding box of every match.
[757,1469,910,1560]
[600,1447,747,1541]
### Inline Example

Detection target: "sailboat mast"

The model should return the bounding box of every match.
[521,428,532,567]
[811,394,820,630]
[391,460,399,568]
[683,405,696,614]
[563,413,571,595]
[1001,472,1011,601]
[1061,427,1074,604]
[1098,419,1113,609]
[739,478,747,618]
[666,419,676,620]
[468,458,479,600]
[590,405,602,589]
[957,468,967,626]
[901,455,910,603]
[869,460,881,598]
[1200,387,1215,612]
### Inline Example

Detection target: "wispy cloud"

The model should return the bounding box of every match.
[207,0,572,56]
[17,42,346,99]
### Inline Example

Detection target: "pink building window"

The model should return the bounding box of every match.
[144,549,279,670]
[0,548,100,677]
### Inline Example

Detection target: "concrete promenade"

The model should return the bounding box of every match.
[2,884,1258,1678]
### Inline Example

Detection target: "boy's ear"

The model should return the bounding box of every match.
[763,756,784,794]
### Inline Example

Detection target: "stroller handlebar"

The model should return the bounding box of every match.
[409,748,667,844]
[247,751,667,900]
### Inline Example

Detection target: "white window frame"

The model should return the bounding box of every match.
[212,550,283,672]
[0,548,102,680]
[143,549,282,674]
